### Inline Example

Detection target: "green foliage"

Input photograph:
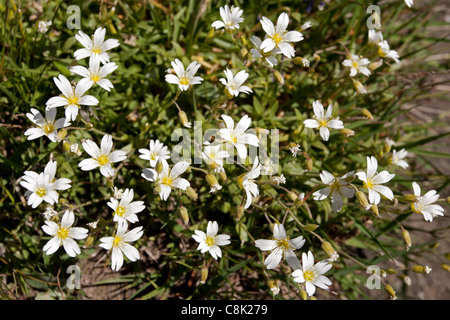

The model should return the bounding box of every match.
[0,0,449,300]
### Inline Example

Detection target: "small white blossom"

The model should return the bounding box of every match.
[24,108,69,142]
[289,143,302,157]
[107,188,145,224]
[378,40,400,63]
[38,20,52,33]
[219,114,259,160]
[411,182,444,222]
[220,69,252,97]
[292,251,333,296]
[74,27,120,64]
[138,139,170,168]
[202,144,230,172]
[249,36,280,67]
[78,134,127,178]
[99,221,143,271]
[211,5,244,30]
[313,171,356,212]
[42,210,88,257]
[43,206,58,220]
[240,157,261,209]
[342,54,371,77]
[70,55,118,92]
[192,221,231,260]
[165,59,203,91]
[255,223,305,270]
[271,174,286,185]
[368,29,383,45]
[405,0,413,7]
[304,100,344,141]
[389,149,409,169]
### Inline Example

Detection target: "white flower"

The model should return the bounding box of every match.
[255,223,305,270]
[368,29,383,45]
[303,100,344,141]
[219,69,252,97]
[99,221,143,271]
[113,187,124,199]
[356,156,395,205]
[378,40,400,63]
[20,160,71,208]
[260,12,304,58]
[45,74,99,121]
[38,20,52,33]
[202,144,230,172]
[138,139,170,168]
[70,55,118,92]
[389,149,409,169]
[261,158,275,176]
[342,54,371,77]
[211,5,244,30]
[78,134,127,177]
[219,114,259,160]
[192,221,231,260]
[42,210,88,257]
[405,0,413,7]
[313,171,356,212]
[107,188,145,224]
[142,160,190,201]
[249,36,280,67]
[239,157,261,209]
[165,59,203,91]
[74,27,120,64]
[292,251,333,296]
[411,182,444,222]
[289,143,302,157]
[300,21,312,31]
[24,108,69,142]
[43,206,58,220]
[271,174,286,185]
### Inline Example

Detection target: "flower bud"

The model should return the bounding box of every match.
[178,110,192,128]
[306,158,313,171]
[441,264,450,272]
[402,229,412,251]
[240,47,248,58]
[155,160,164,174]
[206,174,219,187]
[200,265,208,284]
[236,205,245,221]
[299,288,308,300]
[288,191,298,202]
[218,169,227,181]
[63,141,71,153]
[352,79,367,94]
[85,122,94,131]
[179,206,189,224]
[369,59,383,71]
[56,128,68,142]
[399,274,412,286]
[154,185,161,195]
[304,224,319,232]
[267,280,280,296]
[403,194,417,203]
[370,204,380,218]
[186,186,198,201]
[356,191,370,210]
[106,179,114,188]
[360,108,374,120]
[83,234,95,248]
[322,241,339,261]
[340,128,355,137]
[384,284,397,300]
[412,265,432,274]
[273,70,284,85]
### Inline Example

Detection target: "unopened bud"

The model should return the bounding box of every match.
[403,194,417,203]
[371,204,380,217]
[385,284,397,300]
[273,70,284,85]
[267,279,280,296]
[399,274,412,286]
[206,174,219,187]
[441,264,450,272]
[402,229,412,251]
[446,196,450,203]
[85,122,94,131]
[306,158,313,171]
[155,160,164,174]
[83,234,95,248]
[340,128,355,137]
[186,186,198,201]
[412,265,432,274]
[200,266,208,284]
[106,179,114,188]
[322,241,339,261]
[63,141,71,153]
[288,191,298,202]
[369,59,383,71]
[299,288,308,300]
[356,191,370,210]
[56,128,68,142]
[154,185,161,195]
[384,139,393,154]
[360,108,374,120]
[304,224,319,232]
[178,110,192,128]
[179,206,189,224]
[240,47,248,58]
[218,169,227,181]
[236,205,245,221]
[352,79,367,94]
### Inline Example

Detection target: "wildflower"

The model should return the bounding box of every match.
[219,69,252,97]
[271,174,286,185]
[165,59,203,91]
[368,29,383,45]
[24,108,69,143]
[107,188,145,224]
[37,20,52,33]
[389,149,409,169]
[289,143,302,157]
[411,182,444,222]
[342,54,371,77]
[42,210,88,257]
[78,134,127,178]
[260,12,304,59]
[45,74,99,121]
[378,40,400,63]
[42,206,58,220]
[249,36,280,67]
[405,0,413,7]
[138,139,170,168]
[70,55,118,92]
[219,114,259,160]
[99,221,143,271]
[356,156,395,205]
[352,79,367,94]
[303,100,344,141]
[192,221,231,260]
[313,170,356,212]
[239,157,261,209]
[292,251,333,297]
[20,160,71,208]
[300,21,312,31]
[211,5,244,30]
[255,223,305,270]
[261,158,275,176]
[202,144,230,172]
[74,27,120,64]
[147,160,190,201]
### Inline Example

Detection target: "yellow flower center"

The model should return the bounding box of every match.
[352,61,359,69]
[67,95,79,106]
[378,47,386,57]
[43,122,55,134]
[303,270,315,282]
[271,33,283,46]
[115,206,126,217]
[318,119,329,128]
[161,176,174,186]
[229,83,237,91]
[57,227,70,240]
[97,154,109,166]
[36,187,47,197]
[112,235,122,247]
[150,153,157,161]
[92,48,102,54]
[91,74,100,82]
[277,239,292,250]
[205,236,215,247]
[330,180,341,193]
[363,179,374,190]
[230,134,238,144]
[179,76,190,86]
